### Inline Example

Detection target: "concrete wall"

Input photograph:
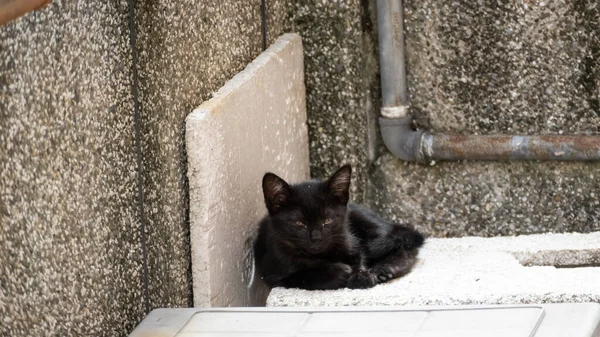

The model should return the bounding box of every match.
[133,0,291,313]
[376,0,600,237]
[1,0,597,334]
[294,0,379,204]
[0,0,292,335]
[296,0,600,237]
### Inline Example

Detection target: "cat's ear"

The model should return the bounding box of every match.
[262,173,292,213]
[326,164,352,204]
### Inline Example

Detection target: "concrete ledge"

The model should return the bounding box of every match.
[186,33,309,307]
[268,232,600,307]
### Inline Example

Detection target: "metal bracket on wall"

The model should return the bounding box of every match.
[376,0,600,163]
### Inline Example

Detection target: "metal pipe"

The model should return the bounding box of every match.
[376,0,600,163]
[423,134,600,162]
[376,0,409,118]
[379,117,424,161]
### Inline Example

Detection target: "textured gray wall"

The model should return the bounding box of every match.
[375,0,600,237]
[296,0,599,237]
[1,0,598,334]
[133,0,291,312]
[294,0,379,203]
[0,0,291,335]
[0,3,143,335]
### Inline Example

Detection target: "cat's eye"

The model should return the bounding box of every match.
[323,218,333,226]
[295,221,306,227]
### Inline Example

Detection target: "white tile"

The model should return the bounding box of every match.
[302,312,426,332]
[180,312,310,333]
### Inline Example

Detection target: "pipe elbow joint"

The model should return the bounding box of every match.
[379,116,427,162]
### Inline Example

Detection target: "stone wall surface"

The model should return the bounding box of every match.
[0,0,292,335]
[0,2,143,335]
[296,0,600,237]
[133,0,292,312]
[1,0,598,335]
[373,0,600,237]
[294,0,379,203]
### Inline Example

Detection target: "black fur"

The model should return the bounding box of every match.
[254,165,425,290]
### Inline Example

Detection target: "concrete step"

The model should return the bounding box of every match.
[268,231,600,307]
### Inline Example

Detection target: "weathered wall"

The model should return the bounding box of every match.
[133,0,292,312]
[294,0,379,203]
[2,0,597,334]
[297,0,599,237]
[0,3,143,335]
[0,0,292,335]
[375,0,600,237]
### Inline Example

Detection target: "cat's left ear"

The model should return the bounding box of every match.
[326,164,352,204]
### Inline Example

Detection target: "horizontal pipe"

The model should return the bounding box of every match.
[380,117,600,162]
[376,1,600,163]
[423,134,600,162]
[376,0,409,118]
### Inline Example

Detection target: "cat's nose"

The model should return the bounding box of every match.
[310,229,322,242]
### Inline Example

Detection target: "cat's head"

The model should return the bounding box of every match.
[261,165,352,254]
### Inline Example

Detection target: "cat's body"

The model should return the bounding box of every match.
[254,165,424,290]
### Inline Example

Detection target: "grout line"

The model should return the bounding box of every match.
[261,0,267,51]
[127,0,150,315]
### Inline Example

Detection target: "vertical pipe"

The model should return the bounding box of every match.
[376,0,409,118]
[375,0,600,163]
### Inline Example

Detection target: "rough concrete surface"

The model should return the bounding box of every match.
[293,0,600,237]
[268,232,600,307]
[294,0,378,203]
[186,33,309,307]
[2,0,598,333]
[364,0,600,236]
[0,2,143,335]
[371,157,600,237]
[134,0,292,311]
[404,0,600,134]
[1,0,294,335]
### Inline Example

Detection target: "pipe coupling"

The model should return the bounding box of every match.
[381,105,410,119]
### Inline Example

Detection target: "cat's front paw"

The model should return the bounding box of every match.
[347,270,376,289]
[330,262,352,275]
[369,265,395,283]
[325,263,352,289]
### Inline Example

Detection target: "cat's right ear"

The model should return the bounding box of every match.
[262,173,292,213]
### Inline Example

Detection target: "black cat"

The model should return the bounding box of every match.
[253,164,424,290]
